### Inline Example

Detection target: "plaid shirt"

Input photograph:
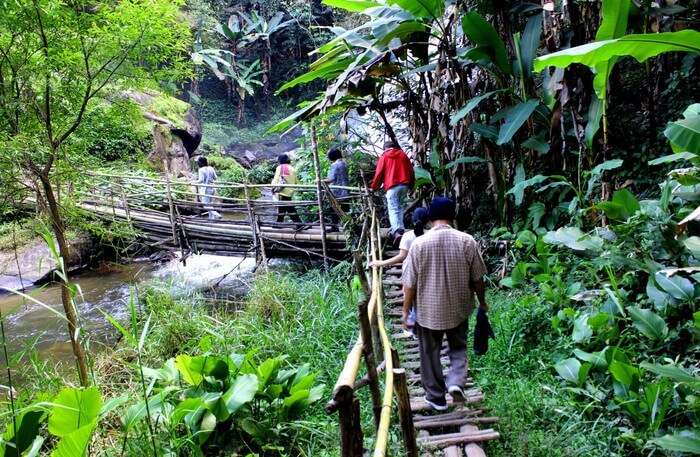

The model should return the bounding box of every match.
[402,225,487,330]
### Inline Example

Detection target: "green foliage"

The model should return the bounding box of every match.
[0,387,104,457]
[534,30,700,74]
[502,173,700,453]
[72,100,152,162]
[136,352,323,453]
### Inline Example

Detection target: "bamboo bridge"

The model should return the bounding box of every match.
[325,205,500,457]
[79,172,500,455]
[79,172,366,263]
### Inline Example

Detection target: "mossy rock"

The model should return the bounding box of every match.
[118,89,202,175]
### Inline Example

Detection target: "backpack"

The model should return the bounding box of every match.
[272,164,289,194]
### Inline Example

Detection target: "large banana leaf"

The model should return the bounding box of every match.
[593,0,631,100]
[450,89,507,126]
[534,30,700,72]
[276,58,353,94]
[494,99,539,145]
[388,0,444,19]
[519,14,543,77]
[461,12,511,74]
[322,0,381,12]
[664,103,700,154]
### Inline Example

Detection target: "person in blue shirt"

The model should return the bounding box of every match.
[325,147,350,224]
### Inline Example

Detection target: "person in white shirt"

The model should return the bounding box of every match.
[194,156,221,220]
[368,207,430,331]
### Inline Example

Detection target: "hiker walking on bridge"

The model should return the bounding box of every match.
[402,197,488,411]
[195,156,222,220]
[370,139,414,240]
[272,154,302,223]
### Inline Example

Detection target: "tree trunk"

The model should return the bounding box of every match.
[38,172,90,386]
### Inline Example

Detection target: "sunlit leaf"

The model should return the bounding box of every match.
[554,358,581,384]
[650,430,700,454]
[534,30,700,73]
[48,387,102,438]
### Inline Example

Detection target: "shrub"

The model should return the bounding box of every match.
[74,100,152,162]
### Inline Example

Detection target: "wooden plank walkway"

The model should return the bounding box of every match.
[382,251,499,456]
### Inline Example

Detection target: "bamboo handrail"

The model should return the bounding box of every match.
[327,203,398,457]
[80,202,349,242]
[86,171,363,192]
[370,207,394,457]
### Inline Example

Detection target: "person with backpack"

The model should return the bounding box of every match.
[370,139,414,239]
[324,147,350,224]
[271,154,302,223]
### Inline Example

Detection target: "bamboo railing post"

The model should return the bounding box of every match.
[310,124,329,269]
[162,161,179,248]
[243,185,260,258]
[254,215,269,270]
[393,368,419,457]
[358,299,382,429]
[338,394,364,457]
[351,397,364,456]
[121,188,131,223]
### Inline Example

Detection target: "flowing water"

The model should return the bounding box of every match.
[0,254,259,364]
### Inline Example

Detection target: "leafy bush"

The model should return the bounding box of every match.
[74,100,152,162]
[248,161,276,184]
[0,386,117,456]
[132,352,323,454]
[500,184,699,454]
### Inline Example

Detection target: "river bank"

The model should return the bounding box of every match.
[6,264,357,456]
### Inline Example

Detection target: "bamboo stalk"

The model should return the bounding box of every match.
[310,124,329,269]
[358,299,382,429]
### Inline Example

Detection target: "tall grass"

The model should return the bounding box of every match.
[475,291,613,457]
[89,264,360,456]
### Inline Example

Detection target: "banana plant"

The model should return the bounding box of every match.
[240,11,294,95]
[192,49,264,122]
[534,28,700,146]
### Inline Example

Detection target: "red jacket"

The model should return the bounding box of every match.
[370,147,414,191]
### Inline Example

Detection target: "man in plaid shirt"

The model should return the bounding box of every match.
[402,197,488,411]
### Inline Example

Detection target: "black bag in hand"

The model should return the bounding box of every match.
[473,308,495,356]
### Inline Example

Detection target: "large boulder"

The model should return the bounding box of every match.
[223,127,301,169]
[120,90,202,175]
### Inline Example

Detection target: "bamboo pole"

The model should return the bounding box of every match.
[370,207,395,457]
[86,171,362,192]
[358,299,382,428]
[162,161,180,248]
[310,124,329,269]
[393,368,418,457]
[244,185,260,260]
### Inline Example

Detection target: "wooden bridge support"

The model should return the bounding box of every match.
[393,368,419,457]
[338,394,364,457]
[358,299,382,428]
[310,124,329,270]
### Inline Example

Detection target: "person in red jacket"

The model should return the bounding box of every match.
[370,139,415,236]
